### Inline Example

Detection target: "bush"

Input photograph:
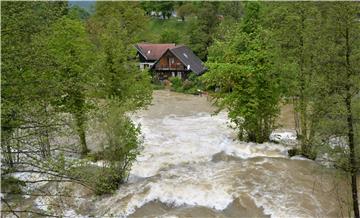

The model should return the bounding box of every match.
[77,104,143,195]
[94,167,123,195]
[169,73,204,94]
[169,76,183,92]
[97,105,142,194]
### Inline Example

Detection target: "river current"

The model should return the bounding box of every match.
[94,90,350,217]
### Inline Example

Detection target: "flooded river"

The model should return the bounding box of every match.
[94,90,351,217]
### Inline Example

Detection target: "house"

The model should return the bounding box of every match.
[135,43,176,70]
[135,43,207,80]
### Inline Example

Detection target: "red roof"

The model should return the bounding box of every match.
[135,43,176,61]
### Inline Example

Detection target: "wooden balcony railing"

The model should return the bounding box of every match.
[156,64,184,71]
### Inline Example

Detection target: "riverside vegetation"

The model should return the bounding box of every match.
[1,1,360,217]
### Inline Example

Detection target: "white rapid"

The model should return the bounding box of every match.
[95,90,349,218]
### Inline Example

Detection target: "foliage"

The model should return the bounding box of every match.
[169,73,204,95]
[1,176,26,195]
[204,2,281,143]
[169,77,183,92]
[187,2,220,61]
[35,17,95,155]
[267,2,322,157]
[102,105,141,180]
[160,29,181,43]
[1,2,153,214]
[175,2,196,21]
[141,1,175,19]
[88,2,152,111]
[68,5,90,20]
[82,104,143,195]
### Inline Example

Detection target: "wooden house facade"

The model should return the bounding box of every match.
[135,43,207,80]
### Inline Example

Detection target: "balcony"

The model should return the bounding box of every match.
[156,64,185,71]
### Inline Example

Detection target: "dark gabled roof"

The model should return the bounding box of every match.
[151,45,207,75]
[170,45,207,75]
[135,43,176,61]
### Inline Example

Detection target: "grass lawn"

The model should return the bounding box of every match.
[143,17,195,44]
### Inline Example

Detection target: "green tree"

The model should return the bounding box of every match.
[141,1,175,19]
[204,2,281,143]
[68,5,90,21]
[187,2,220,61]
[36,17,95,155]
[160,29,181,43]
[268,2,321,157]
[219,2,244,21]
[314,3,360,216]
[1,1,68,166]
[88,2,152,110]
[175,2,196,21]
[86,2,152,192]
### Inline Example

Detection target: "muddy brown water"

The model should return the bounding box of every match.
[93,90,352,217]
[8,90,354,218]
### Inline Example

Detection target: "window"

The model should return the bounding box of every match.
[177,72,182,78]
[183,53,188,58]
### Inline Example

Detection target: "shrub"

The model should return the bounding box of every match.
[94,167,123,195]
[96,105,142,194]
[169,73,204,94]
[169,76,183,92]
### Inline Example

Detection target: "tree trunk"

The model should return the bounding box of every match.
[2,123,14,169]
[344,24,359,217]
[345,92,359,218]
[75,113,88,156]
[298,10,311,157]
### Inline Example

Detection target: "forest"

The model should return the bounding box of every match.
[1,1,360,217]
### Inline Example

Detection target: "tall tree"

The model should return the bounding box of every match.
[268,2,321,158]
[175,2,196,21]
[187,2,220,61]
[36,17,95,155]
[204,2,282,143]
[88,2,152,109]
[1,1,68,166]
[315,2,360,216]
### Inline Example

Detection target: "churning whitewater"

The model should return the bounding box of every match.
[95,90,347,217]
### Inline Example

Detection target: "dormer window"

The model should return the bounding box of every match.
[183,53,188,58]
